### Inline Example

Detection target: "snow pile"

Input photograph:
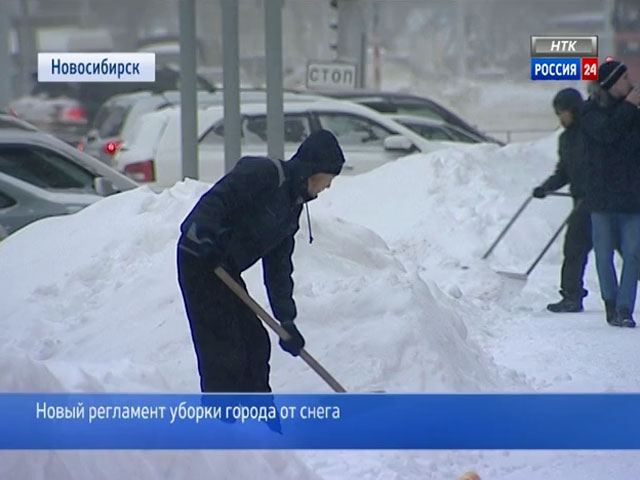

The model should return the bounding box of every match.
[0,450,320,480]
[318,135,564,302]
[3,132,640,477]
[0,173,519,394]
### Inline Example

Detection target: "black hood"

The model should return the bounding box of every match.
[283,129,345,203]
[286,129,345,180]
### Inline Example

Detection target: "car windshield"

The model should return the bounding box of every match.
[93,104,131,138]
[0,145,96,192]
[0,190,16,208]
[0,116,38,131]
[241,115,311,144]
[397,120,452,141]
[444,126,481,143]
[392,106,448,122]
[316,113,393,146]
[346,97,449,123]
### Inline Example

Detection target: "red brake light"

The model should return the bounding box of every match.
[124,160,155,183]
[58,106,87,124]
[102,140,123,155]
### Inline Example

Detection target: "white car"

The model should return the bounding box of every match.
[388,114,489,144]
[80,90,227,165]
[114,99,452,188]
[112,91,327,182]
[113,107,215,183]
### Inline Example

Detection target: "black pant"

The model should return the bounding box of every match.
[560,199,593,300]
[176,245,271,392]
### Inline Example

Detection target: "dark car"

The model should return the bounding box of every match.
[0,112,39,132]
[0,129,138,237]
[0,171,101,238]
[311,89,504,145]
[388,114,487,144]
[9,66,216,147]
[9,82,89,146]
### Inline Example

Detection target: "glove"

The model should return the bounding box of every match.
[532,186,547,199]
[279,321,305,356]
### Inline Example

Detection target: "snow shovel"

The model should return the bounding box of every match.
[496,197,581,281]
[482,191,572,260]
[482,195,533,260]
[214,266,347,393]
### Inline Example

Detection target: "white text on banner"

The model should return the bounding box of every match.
[37,53,156,83]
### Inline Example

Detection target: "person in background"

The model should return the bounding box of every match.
[533,88,590,313]
[580,60,640,328]
[176,130,345,392]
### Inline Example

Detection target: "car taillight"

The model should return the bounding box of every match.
[124,160,155,182]
[102,140,123,155]
[58,106,87,124]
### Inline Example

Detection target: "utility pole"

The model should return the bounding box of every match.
[179,0,199,181]
[372,1,381,90]
[17,0,37,97]
[221,0,241,173]
[456,0,467,79]
[334,0,367,88]
[265,0,284,161]
[601,0,615,62]
[0,0,11,108]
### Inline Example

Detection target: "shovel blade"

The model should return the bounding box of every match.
[496,270,528,303]
[496,270,528,281]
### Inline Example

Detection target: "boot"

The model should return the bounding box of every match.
[547,296,583,313]
[605,300,619,326]
[616,308,636,328]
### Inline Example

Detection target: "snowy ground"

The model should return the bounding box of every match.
[3,91,640,478]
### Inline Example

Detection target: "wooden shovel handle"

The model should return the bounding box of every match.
[214,267,347,393]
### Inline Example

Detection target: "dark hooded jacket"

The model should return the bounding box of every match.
[580,89,640,213]
[540,121,588,199]
[179,130,345,323]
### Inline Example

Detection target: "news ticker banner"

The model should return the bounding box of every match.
[2,393,640,449]
[37,53,156,82]
[530,36,598,81]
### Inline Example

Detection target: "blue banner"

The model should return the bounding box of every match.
[530,57,581,80]
[1,394,639,449]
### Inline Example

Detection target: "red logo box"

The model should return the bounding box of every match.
[581,57,598,81]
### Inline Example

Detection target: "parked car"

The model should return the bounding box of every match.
[81,89,324,166]
[75,64,216,125]
[110,108,178,183]
[310,89,504,145]
[8,90,88,146]
[0,171,103,237]
[0,129,137,190]
[0,112,39,132]
[0,130,138,236]
[114,99,454,188]
[387,114,487,143]
[112,91,327,183]
[79,91,173,165]
[9,65,217,147]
